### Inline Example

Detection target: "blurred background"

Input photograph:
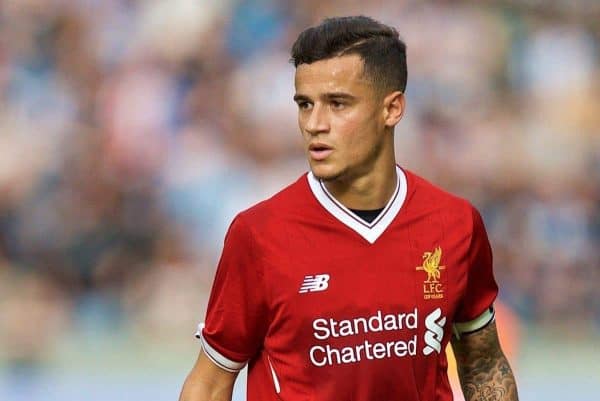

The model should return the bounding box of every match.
[0,0,598,400]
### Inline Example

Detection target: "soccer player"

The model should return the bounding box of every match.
[179,16,519,401]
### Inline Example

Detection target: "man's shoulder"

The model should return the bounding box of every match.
[404,168,475,217]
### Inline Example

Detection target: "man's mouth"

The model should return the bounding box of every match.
[309,143,333,161]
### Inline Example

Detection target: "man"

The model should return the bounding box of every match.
[179,16,519,401]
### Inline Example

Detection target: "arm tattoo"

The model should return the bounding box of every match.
[451,321,519,401]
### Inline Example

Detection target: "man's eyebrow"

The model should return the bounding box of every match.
[323,92,356,100]
[293,94,310,102]
[293,92,357,102]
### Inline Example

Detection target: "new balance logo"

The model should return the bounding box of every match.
[423,308,446,355]
[299,274,330,293]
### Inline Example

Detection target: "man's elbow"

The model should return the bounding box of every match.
[179,350,238,401]
[179,374,235,401]
[179,375,207,401]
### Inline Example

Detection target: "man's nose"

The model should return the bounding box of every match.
[305,104,329,135]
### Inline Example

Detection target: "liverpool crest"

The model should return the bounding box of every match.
[416,246,445,299]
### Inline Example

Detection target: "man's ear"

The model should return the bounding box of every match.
[382,91,405,128]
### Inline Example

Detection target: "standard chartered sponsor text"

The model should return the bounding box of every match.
[310,308,419,367]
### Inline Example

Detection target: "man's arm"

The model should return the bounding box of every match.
[451,321,519,401]
[179,349,238,401]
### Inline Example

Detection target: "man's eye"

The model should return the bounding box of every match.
[298,102,312,110]
[331,101,345,110]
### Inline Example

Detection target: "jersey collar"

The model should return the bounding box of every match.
[307,165,408,244]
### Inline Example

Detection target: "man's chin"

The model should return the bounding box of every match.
[310,164,343,182]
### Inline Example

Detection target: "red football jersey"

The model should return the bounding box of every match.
[198,166,498,400]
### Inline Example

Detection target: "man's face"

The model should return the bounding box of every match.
[294,54,387,181]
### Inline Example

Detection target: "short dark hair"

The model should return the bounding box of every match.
[291,16,407,93]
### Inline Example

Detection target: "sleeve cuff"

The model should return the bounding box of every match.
[453,306,495,339]
[194,323,247,373]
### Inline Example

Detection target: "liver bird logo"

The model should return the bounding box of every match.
[416,246,445,283]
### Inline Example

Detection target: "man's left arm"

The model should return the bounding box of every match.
[451,320,519,401]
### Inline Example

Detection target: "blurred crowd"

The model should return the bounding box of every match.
[0,0,598,372]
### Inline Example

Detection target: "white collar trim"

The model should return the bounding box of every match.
[307,166,408,244]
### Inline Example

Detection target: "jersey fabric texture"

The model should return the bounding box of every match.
[198,166,498,401]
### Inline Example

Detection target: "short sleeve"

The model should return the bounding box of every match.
[196,214,269,372]
[455,206,498,324]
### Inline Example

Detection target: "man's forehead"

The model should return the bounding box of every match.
[294,54,370,91]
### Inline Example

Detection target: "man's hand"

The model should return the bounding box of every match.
[179,349,238,401]
[451,321,519,401]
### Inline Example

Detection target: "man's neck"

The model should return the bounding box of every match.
[322,163,398,210]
